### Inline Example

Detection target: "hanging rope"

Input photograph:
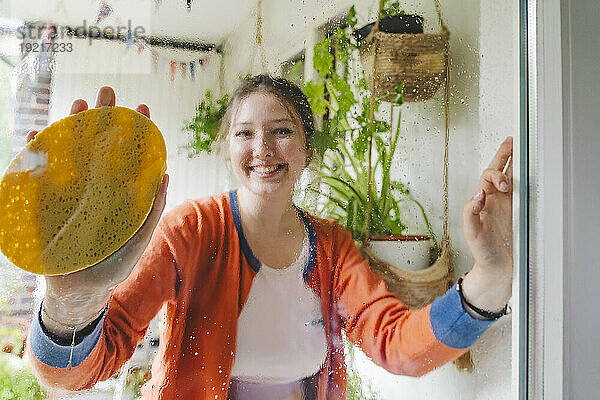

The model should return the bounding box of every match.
[434,0,450,35]
[250,0,268,74]
[441,29,450,247]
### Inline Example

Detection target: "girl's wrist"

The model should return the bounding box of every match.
[42,291,110,336]
[460,263,513,313]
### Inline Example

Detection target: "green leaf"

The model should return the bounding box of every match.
[352,127,371,160]
[314,37,333,79]
[311,129,338,156]
[308,186,348,211]
[374,120,390,133]
[393,82,404,105]
[321,175,366,204]
[333,28,355,68]
[330,74,356,115]
[380,0,405,19]
[346,5,358,28]
[390,180,410,195]
[303,81,328,116]
[338,142,362,179]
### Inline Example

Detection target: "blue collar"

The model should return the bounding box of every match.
[228,190,317,283]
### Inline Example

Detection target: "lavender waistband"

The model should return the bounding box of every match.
[227,378,304,400]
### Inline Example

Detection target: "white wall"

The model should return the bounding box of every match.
[223,0,518,399]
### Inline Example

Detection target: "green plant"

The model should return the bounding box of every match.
[0,326,25,356]
[303,7,437,245]
[379,0,406,19]
[308,104,436,245]
[0,353,46,399]
[182,90,229,156]
[124,367,151,399]
[345,340,381,400]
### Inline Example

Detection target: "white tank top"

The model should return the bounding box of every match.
[230,234,328,383]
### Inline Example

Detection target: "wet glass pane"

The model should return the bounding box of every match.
[0,1,519,399]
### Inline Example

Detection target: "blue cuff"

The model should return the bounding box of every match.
[429,284,496,349]
[30,303,106,368]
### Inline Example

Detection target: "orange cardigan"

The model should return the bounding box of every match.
[28,191,494,399]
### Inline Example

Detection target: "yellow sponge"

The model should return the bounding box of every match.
[0,106,167,275]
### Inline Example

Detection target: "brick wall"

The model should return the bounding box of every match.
[0,23,54,328]
[11,22,54,152]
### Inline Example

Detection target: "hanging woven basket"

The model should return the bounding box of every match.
[363,243,453,309]
[360,31,448,102]
[359,2,449,102]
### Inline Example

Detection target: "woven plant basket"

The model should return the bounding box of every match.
[363,243,453,309]
[359,0,450,103]
[363,242,473,372]
[360,31,448,102]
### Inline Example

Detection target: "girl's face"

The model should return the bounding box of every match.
[228,92,309,199]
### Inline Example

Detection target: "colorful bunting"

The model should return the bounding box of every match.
[151,50,159,74]
[198,56,210,69]
[180,62,187,79]
[96,1,113,24]
[189,61,196,81]
[124,30,135,50]
[136,39,147,54]
[147,50,215,81]
[169,60,176,82]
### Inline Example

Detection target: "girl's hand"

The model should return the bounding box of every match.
[460,137,513,313]
[28,87,168,336]
[463,136,513,273]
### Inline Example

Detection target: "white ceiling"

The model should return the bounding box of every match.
[6,0,258,44]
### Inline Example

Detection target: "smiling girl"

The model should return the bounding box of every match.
[27,75,513,400]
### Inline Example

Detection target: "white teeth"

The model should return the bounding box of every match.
[252,165,280,174]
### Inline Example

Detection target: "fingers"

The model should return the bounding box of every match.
[478,168,510,194]
[505,154,513,185]
[463,189,485,237]
[135,104,150,118]
[26,130,38,143]
[95,86,116,108]
[70,99,88,115]
[155,174,169,202]
[488,136,513,171]
[140,174,169,232]
[148,174,168,220]
[471,189,486,214]
[28,98,90,145]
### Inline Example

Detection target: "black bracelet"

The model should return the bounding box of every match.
[457,276,510,320]
[39,306,107,346]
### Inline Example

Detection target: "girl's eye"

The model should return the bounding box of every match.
[236,130,253,138]
[273,128,292,136]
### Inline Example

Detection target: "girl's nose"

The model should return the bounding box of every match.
[253,131,274,157]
